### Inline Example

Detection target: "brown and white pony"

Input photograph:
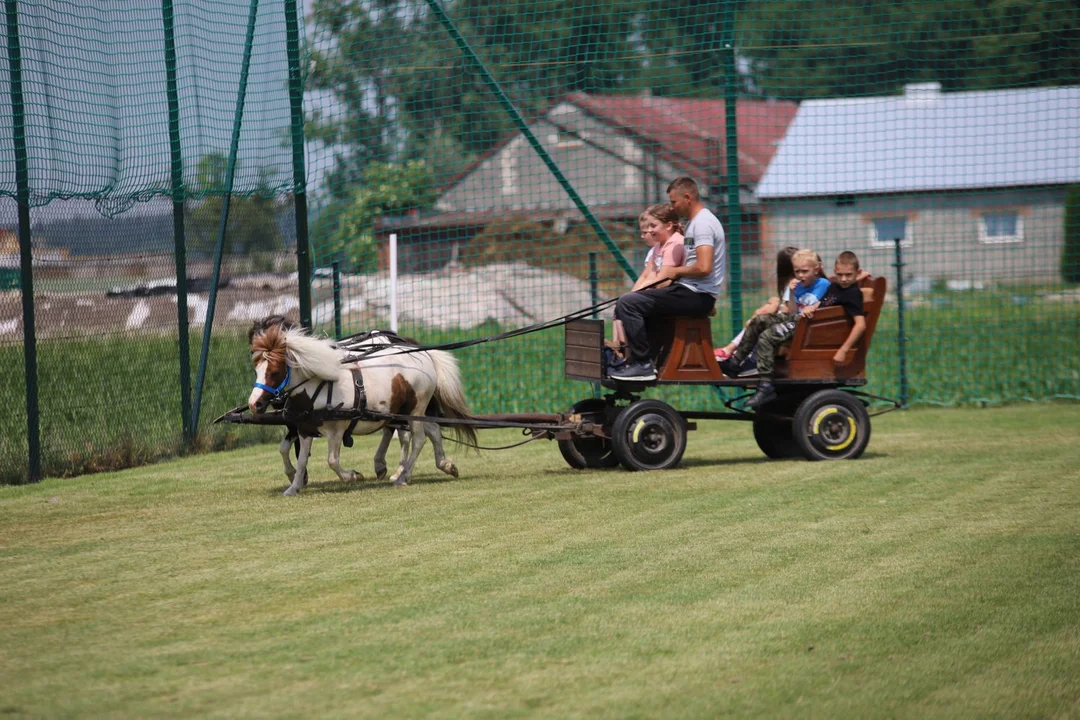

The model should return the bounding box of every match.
[247,322,475,495]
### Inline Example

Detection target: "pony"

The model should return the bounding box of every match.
[247,321,475,495]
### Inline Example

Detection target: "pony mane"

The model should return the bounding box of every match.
[283,328,346,380]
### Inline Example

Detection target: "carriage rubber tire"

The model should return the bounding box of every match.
[557,398,620,469]
[752,415,798,459]
[611,399,687,472]
[752,393,802,459]
[792,389,872,461]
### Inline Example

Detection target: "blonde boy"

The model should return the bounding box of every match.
[718,248,830,409]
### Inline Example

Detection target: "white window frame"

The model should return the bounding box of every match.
[868,215,913,249]
[978,210,1024,244]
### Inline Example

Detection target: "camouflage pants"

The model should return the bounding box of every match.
[731,311,797,377]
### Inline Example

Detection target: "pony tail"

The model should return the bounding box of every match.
[428,350,478,453]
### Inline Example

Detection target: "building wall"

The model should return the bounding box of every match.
[436,104,689,213]
[760,187,1067,283]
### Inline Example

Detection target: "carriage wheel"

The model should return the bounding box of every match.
[558,398,620,469]
[792,389,871,461]
[752,394,801,459]
[752,415,798,459]
[611,399,687,472]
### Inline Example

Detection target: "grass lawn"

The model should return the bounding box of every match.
[1,404,1079,718]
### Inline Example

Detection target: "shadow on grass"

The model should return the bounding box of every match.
[267,471,466,496]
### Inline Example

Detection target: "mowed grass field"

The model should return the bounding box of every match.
[2,404,1079,718]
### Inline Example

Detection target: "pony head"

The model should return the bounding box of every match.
[248,323,290,414]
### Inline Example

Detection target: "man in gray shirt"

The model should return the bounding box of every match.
[610,177,725,381]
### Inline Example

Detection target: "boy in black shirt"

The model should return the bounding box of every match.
[803,250,867,366]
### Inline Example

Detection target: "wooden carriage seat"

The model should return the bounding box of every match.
[657,307,723,382]
[779,275,887,381]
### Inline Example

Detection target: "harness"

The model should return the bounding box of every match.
[254,366,291,396]
[255,366,367,445]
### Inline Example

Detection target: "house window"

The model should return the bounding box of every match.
[978,211,1023,244]
[869,216,912,248]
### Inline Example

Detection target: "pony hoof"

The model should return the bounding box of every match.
[440,461,459,478]
[376,469,388,481]
[347,470,363,482]
[283,487,299,496]
[392,478,408,487]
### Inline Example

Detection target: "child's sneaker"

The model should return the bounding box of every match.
[714,347,732,361]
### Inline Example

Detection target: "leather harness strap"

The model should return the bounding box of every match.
[342,368,366,447]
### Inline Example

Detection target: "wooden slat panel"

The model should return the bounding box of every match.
[566,360,602,380]
[566,346,602,363]
[565,319,604,381]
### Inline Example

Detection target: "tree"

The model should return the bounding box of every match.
[188,153,285,258]
[735,0,1080,101]
[313,160,435,274]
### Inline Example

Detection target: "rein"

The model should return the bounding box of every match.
[335,289,648,362]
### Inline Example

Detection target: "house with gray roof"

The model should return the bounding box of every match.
[755,83,1080,283]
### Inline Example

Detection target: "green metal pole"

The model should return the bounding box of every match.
[283,0,312,328]
[893,238,909,408]
[6,0,41,482]
[190,0,259,433]
[422,0,635,281]
[722,10,743,337]
[162,0,193,447]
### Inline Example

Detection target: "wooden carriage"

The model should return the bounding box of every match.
[560,277,889,470]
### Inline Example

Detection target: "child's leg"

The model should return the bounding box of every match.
[755,316,798,377]
[612,319,627,357]
[731,314,780,364]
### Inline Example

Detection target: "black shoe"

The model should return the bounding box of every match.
[745,381,777,410]
[608,360,657,382]
[719,357,742,378]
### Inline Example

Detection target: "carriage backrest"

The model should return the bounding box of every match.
[784,275,887,380]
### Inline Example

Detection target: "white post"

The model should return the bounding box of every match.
[388,233,398,332]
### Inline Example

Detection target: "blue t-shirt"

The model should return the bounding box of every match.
[792,277,831,314]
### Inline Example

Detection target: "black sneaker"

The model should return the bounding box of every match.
[719,357,742,378]
[745,381,777,410]
[608,360,657,382]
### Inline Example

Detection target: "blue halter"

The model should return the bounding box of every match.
[254,365,291,396]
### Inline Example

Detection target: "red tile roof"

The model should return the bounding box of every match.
[565,92,797,187]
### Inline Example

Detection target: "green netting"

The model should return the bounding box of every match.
[3,0,1080,483]
[1,0,304,483]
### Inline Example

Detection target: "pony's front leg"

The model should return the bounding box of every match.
[285,436,313,496]
[373,426,395,481]
[280,427,297,483]
[325,424,362,484]
[390,420,427,487]
[426,422,458,478]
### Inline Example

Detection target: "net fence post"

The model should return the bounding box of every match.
[5,0,41,482]
[284,0,311,328]
[893,237,909,408]
[190,0,260,433]
[589,251,600,398]
[722,3,743,338]
[161,0,193,447]
[332,260,342,339]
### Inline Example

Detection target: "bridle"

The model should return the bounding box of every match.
[254,364,292,397]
